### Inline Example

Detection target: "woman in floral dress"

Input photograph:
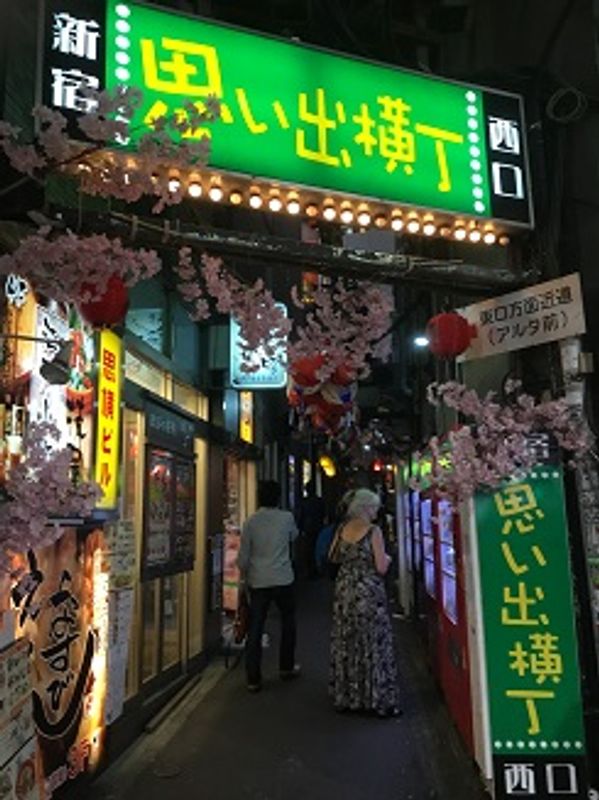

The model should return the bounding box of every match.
[329,489,400,717]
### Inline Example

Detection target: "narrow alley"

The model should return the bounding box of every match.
[89,580,488,800]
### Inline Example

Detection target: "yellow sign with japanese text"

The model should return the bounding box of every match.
[239,391,253,444]
[94,331,122,509]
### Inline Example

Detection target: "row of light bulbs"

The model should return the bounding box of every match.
[166,175,509,246]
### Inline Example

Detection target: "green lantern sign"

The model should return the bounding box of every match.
[41,0,533,228]
[474,467,589,797]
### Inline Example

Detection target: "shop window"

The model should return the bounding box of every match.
[188,438,208,658]
[162,574,183,669]
[223,389,239,435]
[127,278,167,353]
[173,380,199,416]
[142,580,160,682]
[125,350,166,396]
[171,298,200,384]
[122,409,144,699]
[421,498,436,597]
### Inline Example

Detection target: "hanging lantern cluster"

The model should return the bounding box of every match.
[426,311,477,359]
[287,355,357,435]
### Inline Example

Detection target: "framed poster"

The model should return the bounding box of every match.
[143,448,174,577]
[174,458,196,569]
[142,448,196,580]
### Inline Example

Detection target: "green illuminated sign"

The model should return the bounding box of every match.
[474,468,585,756]
[99,0,532,226]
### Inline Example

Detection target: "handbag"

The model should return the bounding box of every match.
[233,590,250,644]
[327,525,344,579]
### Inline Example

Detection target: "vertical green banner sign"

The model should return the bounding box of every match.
[475,468,586,756]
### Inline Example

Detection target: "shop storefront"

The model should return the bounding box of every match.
[113,351,211,743]
[0,280,120,798]
[0,281,262,796]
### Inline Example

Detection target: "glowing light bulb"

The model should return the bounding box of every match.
[269,195,283,212]
[357,210,371,227]
[374,214,388,228]
[229,189,243,205]
[483,231,496,245]
[286,198,301,215]
[406,218,420,234]
[322,204,336,221]
[414,335,429,348]
[168,177,181,193]
[208,185,223,202]
[340,207,354,224]
[187,181,202,198]
[422,221,436,236]
[391,214,404,232]
[305,203,319,218]
[468,228,482,243]
[454,227,467,241]
[249,192,263,209]
[498,234,510,246]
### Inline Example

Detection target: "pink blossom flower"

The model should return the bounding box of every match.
[0,229,161,304]
[0,422,101,572]
[412,381,594,502]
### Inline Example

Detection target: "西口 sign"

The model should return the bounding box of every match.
[459,273,586,361]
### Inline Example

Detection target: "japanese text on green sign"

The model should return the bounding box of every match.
[475,469,585,755]
[99,0,530,224]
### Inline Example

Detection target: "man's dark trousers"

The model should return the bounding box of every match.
[246,583,296,686]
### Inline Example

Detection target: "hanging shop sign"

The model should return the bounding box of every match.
[239,391,253,444]
[145,399,195,455]
[41,1,532,229]
[94,329,122,510]
[1,281,96,489]
[10,529,109,798]
[229,304,288,390]
[459,273,585,362]
[142,401,196,580]
[474,467,588,798]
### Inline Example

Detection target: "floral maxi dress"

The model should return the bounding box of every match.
[329,529,399,714]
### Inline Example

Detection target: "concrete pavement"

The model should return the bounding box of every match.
[89,579,489,800]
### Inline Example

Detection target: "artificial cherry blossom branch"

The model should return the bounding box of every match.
[175,248,291,369]
[289,278,394,381]
[412,380,593,502]
[0,422,102,573]
[0,228,162,303]
[0,86,220,212]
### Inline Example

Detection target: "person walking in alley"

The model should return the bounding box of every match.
[329,488,400,717]
[297,480,326,578]
[238,480,300,692]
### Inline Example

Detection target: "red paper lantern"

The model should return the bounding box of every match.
[426,311,477,359]
[304,392,331,416]
[287,388,302,408]
[331,363,356,386]
[290,354,325,387]
[79,273,129,328]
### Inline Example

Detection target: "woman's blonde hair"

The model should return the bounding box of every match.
[346,488,380,519]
